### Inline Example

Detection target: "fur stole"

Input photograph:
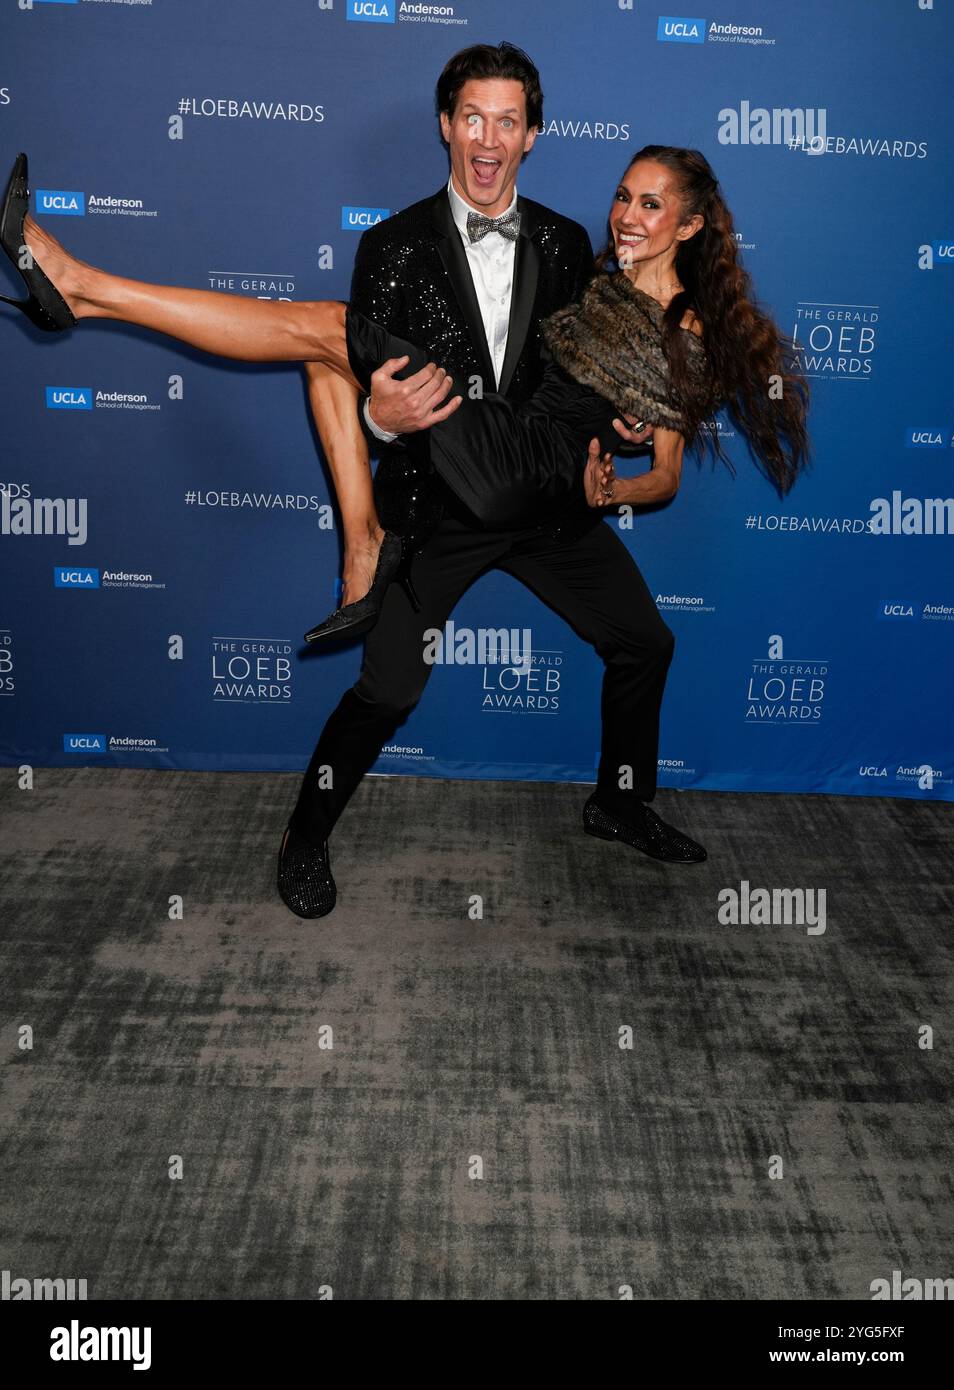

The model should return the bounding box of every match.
[541,271,710,432]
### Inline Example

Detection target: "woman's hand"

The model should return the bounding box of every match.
[589,427,685,508]
[612,414,654,450]
[584,439,617,508]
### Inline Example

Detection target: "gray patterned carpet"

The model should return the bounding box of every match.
[1,767,952,1300]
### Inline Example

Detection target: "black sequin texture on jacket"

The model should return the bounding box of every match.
[347,186,595,536]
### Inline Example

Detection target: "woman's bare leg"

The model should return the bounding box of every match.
[20,212,391,600]
[21,212,357,378]
[304,360,384,607]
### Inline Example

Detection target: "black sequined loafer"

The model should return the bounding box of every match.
[0,153,77,332]
[583,795,707,864]
[277,824,337,918]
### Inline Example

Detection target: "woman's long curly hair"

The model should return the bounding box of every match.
[595,145,809,496]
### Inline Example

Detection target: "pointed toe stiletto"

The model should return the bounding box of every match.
[0,152,77,332]
[304,529,419,644]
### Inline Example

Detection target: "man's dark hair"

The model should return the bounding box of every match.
[435,42,544,131]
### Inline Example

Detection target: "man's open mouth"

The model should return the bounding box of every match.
[471,156,501,186]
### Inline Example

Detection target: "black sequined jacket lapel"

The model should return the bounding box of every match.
[349,187,593,406]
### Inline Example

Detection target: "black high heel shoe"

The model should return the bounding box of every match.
[304,529,420,644]
[0,153,77,332]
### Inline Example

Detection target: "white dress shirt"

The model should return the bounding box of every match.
[364,174,519,442]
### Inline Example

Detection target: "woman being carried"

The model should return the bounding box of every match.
[1,145,808,650]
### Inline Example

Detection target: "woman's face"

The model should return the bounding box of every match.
[608,159,701,270]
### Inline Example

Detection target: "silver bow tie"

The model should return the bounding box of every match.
[466,207,522,243]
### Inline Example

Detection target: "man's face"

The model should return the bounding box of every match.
[439,78,538,217]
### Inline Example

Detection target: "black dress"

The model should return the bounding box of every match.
[344,272,710,530]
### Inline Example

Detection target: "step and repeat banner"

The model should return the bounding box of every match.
[1,0,951,801]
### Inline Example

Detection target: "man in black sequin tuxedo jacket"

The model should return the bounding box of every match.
[285,43,706,913]
[348,162,596,535]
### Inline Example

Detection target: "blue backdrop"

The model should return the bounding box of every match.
[1,0,952,802]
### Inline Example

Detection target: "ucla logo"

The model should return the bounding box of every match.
[859,766,887,777]
[35,189,85,216]
[904,426,950,448]
[657,16,706,43]
[341,206,390,230]
[878,601,915,620]
[63,734,107,753]
[55,567,99,588]
[932,240,954,261]
[46,386,92,410]
[347,0,395,21]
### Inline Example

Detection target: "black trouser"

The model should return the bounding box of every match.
[288,511,675,847]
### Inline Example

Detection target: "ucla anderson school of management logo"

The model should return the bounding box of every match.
[657,15,777,45]
[346,0,470,26]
